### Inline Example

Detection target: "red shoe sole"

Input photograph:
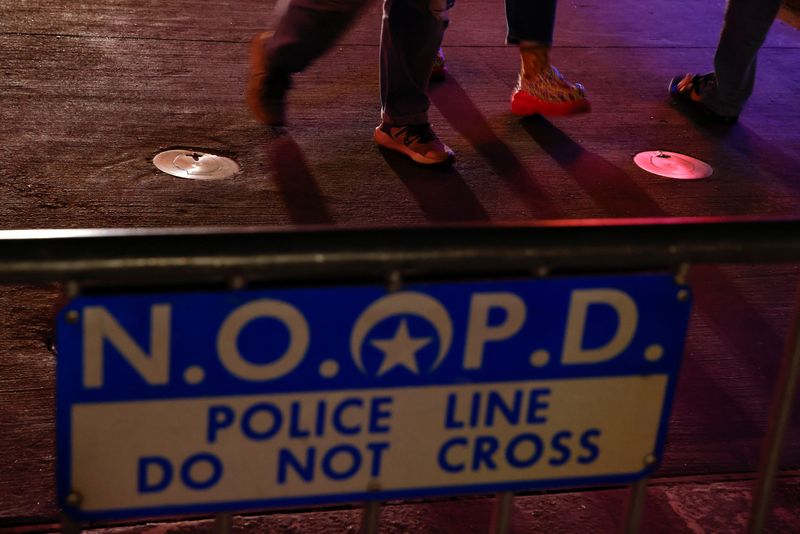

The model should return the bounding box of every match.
[510,90,591,117]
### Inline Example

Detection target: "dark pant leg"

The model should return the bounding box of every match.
[380,0,450,125]
[705,0,782,115]
[267,0,373,74]
[505,0,558,45]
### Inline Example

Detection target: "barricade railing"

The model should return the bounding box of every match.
[3,215,800,534]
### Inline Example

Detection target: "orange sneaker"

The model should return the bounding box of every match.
[510,66,590,117]
[430,47,447,82]
[246,31,289,126]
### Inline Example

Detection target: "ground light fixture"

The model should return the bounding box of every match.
[633,150,713,180]
[153,149,240,180]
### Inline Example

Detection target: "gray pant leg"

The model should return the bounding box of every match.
[380,0,450,125]
[704,0,782,116]
[267,0,373,74]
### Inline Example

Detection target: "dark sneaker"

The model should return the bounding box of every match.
[246,31,290,126]
[668,73,739,124]
[374,122,454,165]
[430,47,447,82]
[510,66,590,117]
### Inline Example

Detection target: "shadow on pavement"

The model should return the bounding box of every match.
[378,146,490,223]
[266,128,335,226]
[430,77,563,219]
[520,115,662,218]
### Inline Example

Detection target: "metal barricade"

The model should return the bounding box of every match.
[2,216,800,533]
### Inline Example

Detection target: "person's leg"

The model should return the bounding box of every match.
[669,0,781,121]
[379,0,449,125]
[267,0,370,73]
[505,0,556,46]
[375,0,454,164]
[430,0,455,82]
[246,0,371,125]
[505,0,589,116]
[705,0,782,116]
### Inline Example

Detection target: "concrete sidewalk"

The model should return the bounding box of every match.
[1,0,799,228]
[1,0,800,531]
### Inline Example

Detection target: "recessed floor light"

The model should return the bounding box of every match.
[633,151,712,180]
[153,149,240,180]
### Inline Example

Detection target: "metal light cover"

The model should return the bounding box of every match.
[153,149,240,180]
[633,150,712,180]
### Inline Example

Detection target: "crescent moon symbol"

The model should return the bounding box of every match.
[350,292,453,374]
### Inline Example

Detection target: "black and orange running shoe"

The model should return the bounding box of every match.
[374,122,454,165]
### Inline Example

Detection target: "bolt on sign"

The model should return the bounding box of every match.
[56,274,691,521]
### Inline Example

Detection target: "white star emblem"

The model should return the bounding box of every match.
[370,319,432,376]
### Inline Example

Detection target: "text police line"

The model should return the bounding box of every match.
[137,387,601,494]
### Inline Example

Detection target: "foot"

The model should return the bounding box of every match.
[668,73,738,124]
[246,31,290,126]
[430,47,447,82]
[374,122,454,165]
[510,66,590,117]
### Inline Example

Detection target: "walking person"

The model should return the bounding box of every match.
[669,0,784,123]
[247,0,455,165]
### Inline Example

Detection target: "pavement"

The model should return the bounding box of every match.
[1,0,800,531]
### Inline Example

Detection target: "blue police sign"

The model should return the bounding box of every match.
[56,273,691,520]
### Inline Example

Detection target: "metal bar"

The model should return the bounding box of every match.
[621,477,649,534]
[60,515,81,534]
[360,499,380,534]
[213,512,233,534]
[748,285,800,533]
[2,217,800,286]
[489,492,514,534]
